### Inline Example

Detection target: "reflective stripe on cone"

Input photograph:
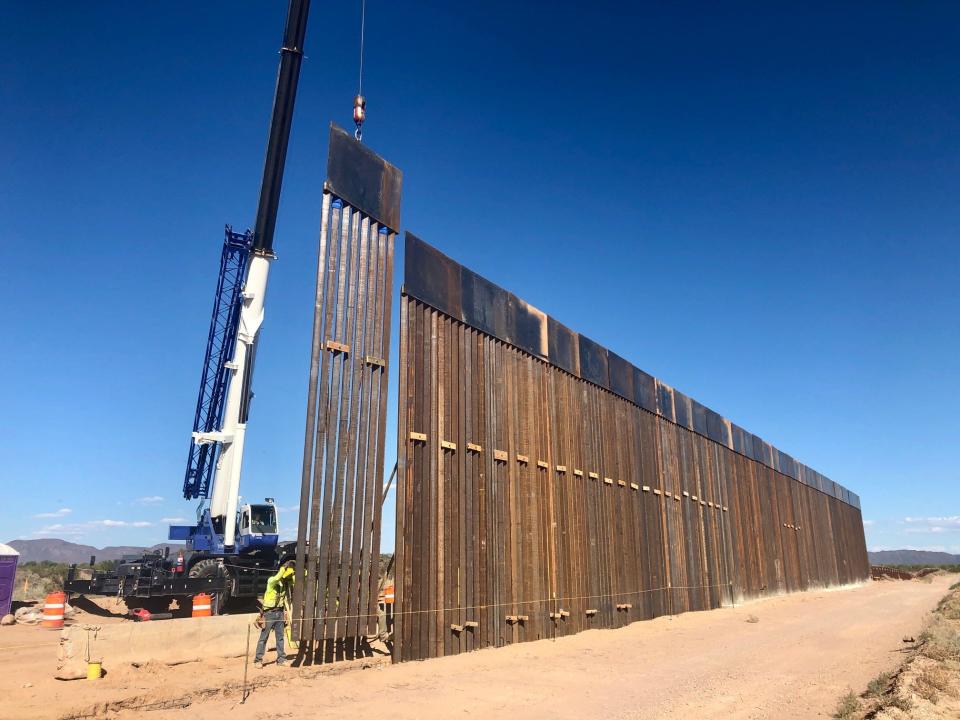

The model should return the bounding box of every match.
[42,591,67,630]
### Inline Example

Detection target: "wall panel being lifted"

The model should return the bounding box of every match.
[290,125,400,662]
[394,234,869,663]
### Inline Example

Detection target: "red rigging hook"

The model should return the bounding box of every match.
[353,94,366,141]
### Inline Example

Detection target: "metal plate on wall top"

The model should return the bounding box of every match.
[404,233,462,320]
[401,233,858,507]
[508,295,548,359]
[326,123,402,230]
[462,267,509,341]
[548,316,579,376]
[656,380,675,423]
[633,367,657,413]
[673,390,692,429]
[577,334,609,389]
[608,351,635,401]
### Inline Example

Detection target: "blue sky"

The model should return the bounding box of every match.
[2,2,957,555]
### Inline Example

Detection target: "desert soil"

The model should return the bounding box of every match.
[3,575,955,719]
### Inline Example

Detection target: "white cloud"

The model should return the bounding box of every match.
[905,526,952,535]
[32,518,154,538]
[93,519,153,528]
[900,517,960,536]
[863,519,875,527]
[32,528,85,537]
[33,507,72,519]
[161,517,189,524]
[903,516,960,527]
[33,523,67,532]
[135,496,164,505]
[275,505,300,513]
[32,522,86,537]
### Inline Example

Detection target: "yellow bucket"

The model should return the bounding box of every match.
[87,660,102,680]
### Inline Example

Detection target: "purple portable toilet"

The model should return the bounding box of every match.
[0,543,19,617]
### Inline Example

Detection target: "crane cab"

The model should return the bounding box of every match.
[169,497,279,554]
[235,501,279,552]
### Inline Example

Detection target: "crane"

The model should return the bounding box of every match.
[65,0,314,613]
[174,0,312,555]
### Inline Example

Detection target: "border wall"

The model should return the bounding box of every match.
[291,125,400,661]
[394,234,869,662]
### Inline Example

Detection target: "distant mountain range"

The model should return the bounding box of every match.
[7,538,183,564]
[868,549,960,566]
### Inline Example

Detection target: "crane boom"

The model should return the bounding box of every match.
[250,0,310,259]
[192,0,312,550]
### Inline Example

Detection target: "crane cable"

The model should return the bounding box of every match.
[353,0,367,141]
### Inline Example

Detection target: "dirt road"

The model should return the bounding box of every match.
[5,575,954,719]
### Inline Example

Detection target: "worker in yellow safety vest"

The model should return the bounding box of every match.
[254,561,294,667]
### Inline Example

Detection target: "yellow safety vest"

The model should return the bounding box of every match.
[262,567,294,608]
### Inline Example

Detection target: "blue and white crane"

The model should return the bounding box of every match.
[66,0,313,613]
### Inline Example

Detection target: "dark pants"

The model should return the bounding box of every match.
[254,607,286,663]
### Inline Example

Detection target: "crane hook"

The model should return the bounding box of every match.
[353,94,366,141]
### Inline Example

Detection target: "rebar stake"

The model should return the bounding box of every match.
[241,623,251,704]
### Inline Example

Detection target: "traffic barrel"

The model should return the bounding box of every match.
[41,591,66,630]
[192,592,212,617]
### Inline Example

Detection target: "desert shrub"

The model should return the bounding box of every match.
[20,561,70,585]
[887,564,960,573]
[12,569,60,603]
[12,560,120,603]
[883,693,912,712]
[866,671,892,697]
[935,592,960,620]
[921,666,954,696]
[913,667,946,704]
[920,616,960,662]
[833,689,860,719]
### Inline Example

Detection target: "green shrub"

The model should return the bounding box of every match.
[13,560,120,603]
[833,689,860,719]
[866,671,891,697]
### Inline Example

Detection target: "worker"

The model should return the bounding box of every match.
[254,560,294,668]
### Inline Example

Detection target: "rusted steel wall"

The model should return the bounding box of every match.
[291,125,400,662]
[394,235,869,662]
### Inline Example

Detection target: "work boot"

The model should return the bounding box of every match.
[276,659,287,667]
[254,659,264,669]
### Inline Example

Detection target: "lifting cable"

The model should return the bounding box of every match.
[353,0,367,141]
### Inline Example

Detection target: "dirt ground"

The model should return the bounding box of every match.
[3,575,955,720]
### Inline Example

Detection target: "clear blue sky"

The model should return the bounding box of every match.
[2,2,957,555]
